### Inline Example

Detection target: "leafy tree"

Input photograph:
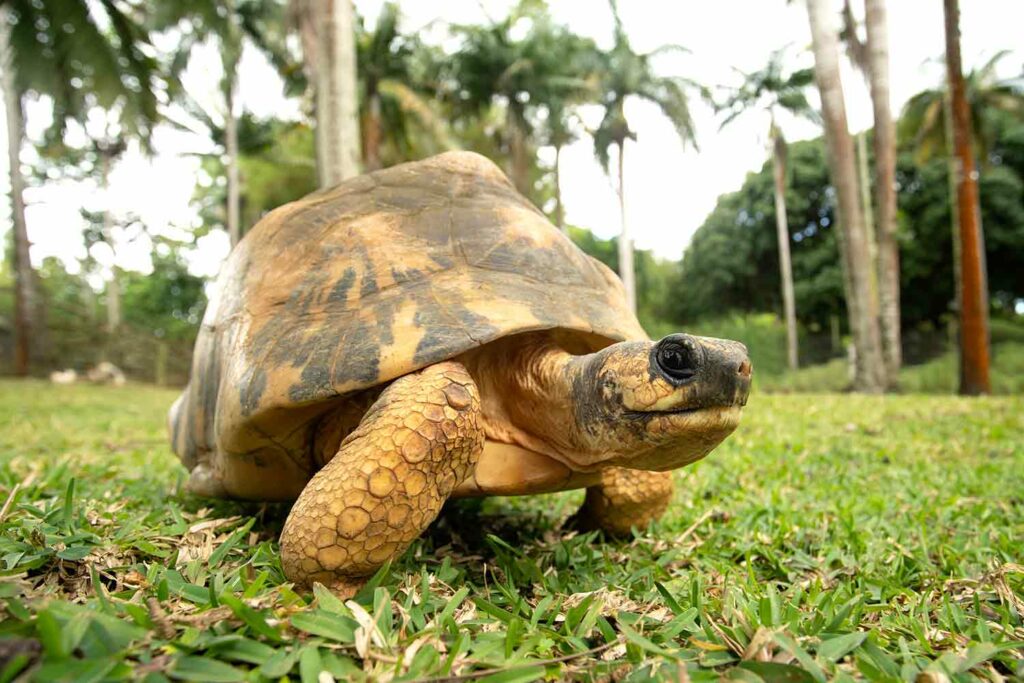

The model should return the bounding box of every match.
[716,48,816,370]
[121,244,206,342]
[192,118,317,239]
[592,0,698,313]
[673,128,1024,355]
[1,0,161,375]
[897,141,1024,328]
[567,226,675,331]
[674,139,845,335]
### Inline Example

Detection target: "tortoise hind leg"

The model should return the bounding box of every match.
[573,468,674,536]
[280,361,484,596]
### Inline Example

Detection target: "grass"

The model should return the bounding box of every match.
[0,380,1022,682]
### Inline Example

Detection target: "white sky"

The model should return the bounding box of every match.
[1,0,1022,282]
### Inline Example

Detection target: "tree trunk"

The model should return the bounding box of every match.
[616,140,636,313]
[554,143,565,232]
[806,0,886,393]
[865,0,902,386]
[856,131,876,263]
[363,88,382,172]
[155,341,168,387]
[106,268,121,335]
[100,153,121,335]
[771,133,798,371]
[856,129,881,351]
[225,78,241,248]
[1,13,34,376]
[507,109,530,196]
[943,81,963,364]
[315,0,360,187]
[943,0,990,395]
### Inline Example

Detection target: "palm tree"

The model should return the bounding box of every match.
[899,51,1024,166]
[716,50,816,371]
[900,53,1023,394]
[291,0,361,186]
[530,19,595,231]
[1,0,160,375]
[357,2,451,170]
[0,12,31,376]
[153,0,291,247]
[447,8,540,195]
[943,0,990,395]
[806,0,886,392]
[593,0,698,312]
[842,0,902,386]
[544,99,575,232]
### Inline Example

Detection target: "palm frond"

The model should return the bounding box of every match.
[641,77,697,151]
[379,79,455,150]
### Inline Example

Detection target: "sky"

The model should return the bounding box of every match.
[1,0,1022,283]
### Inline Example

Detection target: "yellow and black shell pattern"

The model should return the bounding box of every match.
[169,151,646,499]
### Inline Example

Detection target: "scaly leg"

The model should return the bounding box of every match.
[575,467,674,536]
[280,361,484,595]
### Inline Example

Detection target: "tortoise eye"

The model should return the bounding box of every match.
[654,337,699,382]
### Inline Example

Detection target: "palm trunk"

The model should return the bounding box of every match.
[106,268,121,335]
[943,0,990,395]
[363,88,382,171]
[1,13,34,376]
[771,133,798,371]
[856,131,877,263]
[100,152,121,336]
[865,0,902,386]
[807,0,886,392]
[554,143,565,232]
[616,140,636,313]
[507,109,530,196]
[943,82,963,356]
[856,129,882,348]
[316,0,360,187]
[225,78,241,247]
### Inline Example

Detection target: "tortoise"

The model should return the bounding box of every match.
[169,151,751,595]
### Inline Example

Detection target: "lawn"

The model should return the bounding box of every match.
[0,380,1021,682]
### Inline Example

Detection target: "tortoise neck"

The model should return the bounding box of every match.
[461,333,585,461]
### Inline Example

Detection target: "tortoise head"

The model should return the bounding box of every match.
[570,334,751,471]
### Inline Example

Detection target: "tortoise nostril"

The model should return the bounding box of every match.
[737,359,752,379]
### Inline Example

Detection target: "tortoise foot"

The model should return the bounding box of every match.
[280,361,485,590]
[574,467,674,537]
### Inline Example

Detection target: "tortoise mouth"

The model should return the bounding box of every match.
[628,403,744,424]
[625,388,748,418]
[624,404,703,419]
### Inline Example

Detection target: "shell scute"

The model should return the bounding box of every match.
[169,151,644,499]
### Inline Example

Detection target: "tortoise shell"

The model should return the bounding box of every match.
[170,151,646,497]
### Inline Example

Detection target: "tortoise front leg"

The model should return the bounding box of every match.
[574,468,674,536]
[280,361,484,596]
